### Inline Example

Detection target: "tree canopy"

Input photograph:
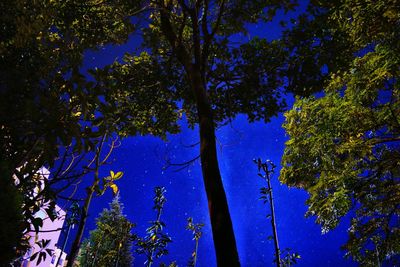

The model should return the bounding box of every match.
[5,0,400,265]
[1,0,298,264]
[0,0,141,262]
[280,0,400,265]
[93,1,297,265]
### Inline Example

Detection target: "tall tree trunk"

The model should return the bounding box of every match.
[158,8,240,264]
[66,187,94,267]
[267,175,281,266]
[189,65,240,267]
[66,136,105,267]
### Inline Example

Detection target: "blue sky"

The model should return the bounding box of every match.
[80,112,357,266]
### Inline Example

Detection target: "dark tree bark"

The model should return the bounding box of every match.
[66,138,105,267]
[190,66,240,267]
[66,186,95,267]
[158,4,240,266]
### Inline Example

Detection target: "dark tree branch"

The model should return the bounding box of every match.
[163,154,201,172]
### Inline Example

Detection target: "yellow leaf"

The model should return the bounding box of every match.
[113,171,123,180]
[110,183,118,194]
[73,111,81,117]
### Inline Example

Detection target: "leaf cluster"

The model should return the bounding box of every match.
[278,248,301,267]
[280,0,400,264]
[29,239,53,266]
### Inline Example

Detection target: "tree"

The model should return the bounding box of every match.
[135,187,172,267]
[66,138,125,267]
[93,1,297,265]
[78,194,134,267]
[0,0,167,263]
[255,159,281,266]
[186,217,204,267]
[254,159,300,267]
[280,0,400,265]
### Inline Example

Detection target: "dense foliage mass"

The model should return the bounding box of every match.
[280,0,400,265]
[78,195,134,267]
[0,0,140,262]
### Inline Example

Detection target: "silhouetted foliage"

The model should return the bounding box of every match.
[0,173,24,263]
[135,187,171,267]
[186,217,204,267]
[29,239,52,266]
[0,0,140,262]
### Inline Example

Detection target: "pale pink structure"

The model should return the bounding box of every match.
[20,167,69,267]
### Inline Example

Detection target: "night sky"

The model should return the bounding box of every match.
[82,112,357,267]
[68,6,358,267]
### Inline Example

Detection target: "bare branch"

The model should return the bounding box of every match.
[57,194,84,202]
[100,136,120,165]
[28,227,65,233]
[163,154,201,172]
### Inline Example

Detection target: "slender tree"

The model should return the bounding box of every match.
[135,187,171,267]
[255,159,300,267]
[255,159,281,266]
[66,136,126,266]
[186,217,204,267]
